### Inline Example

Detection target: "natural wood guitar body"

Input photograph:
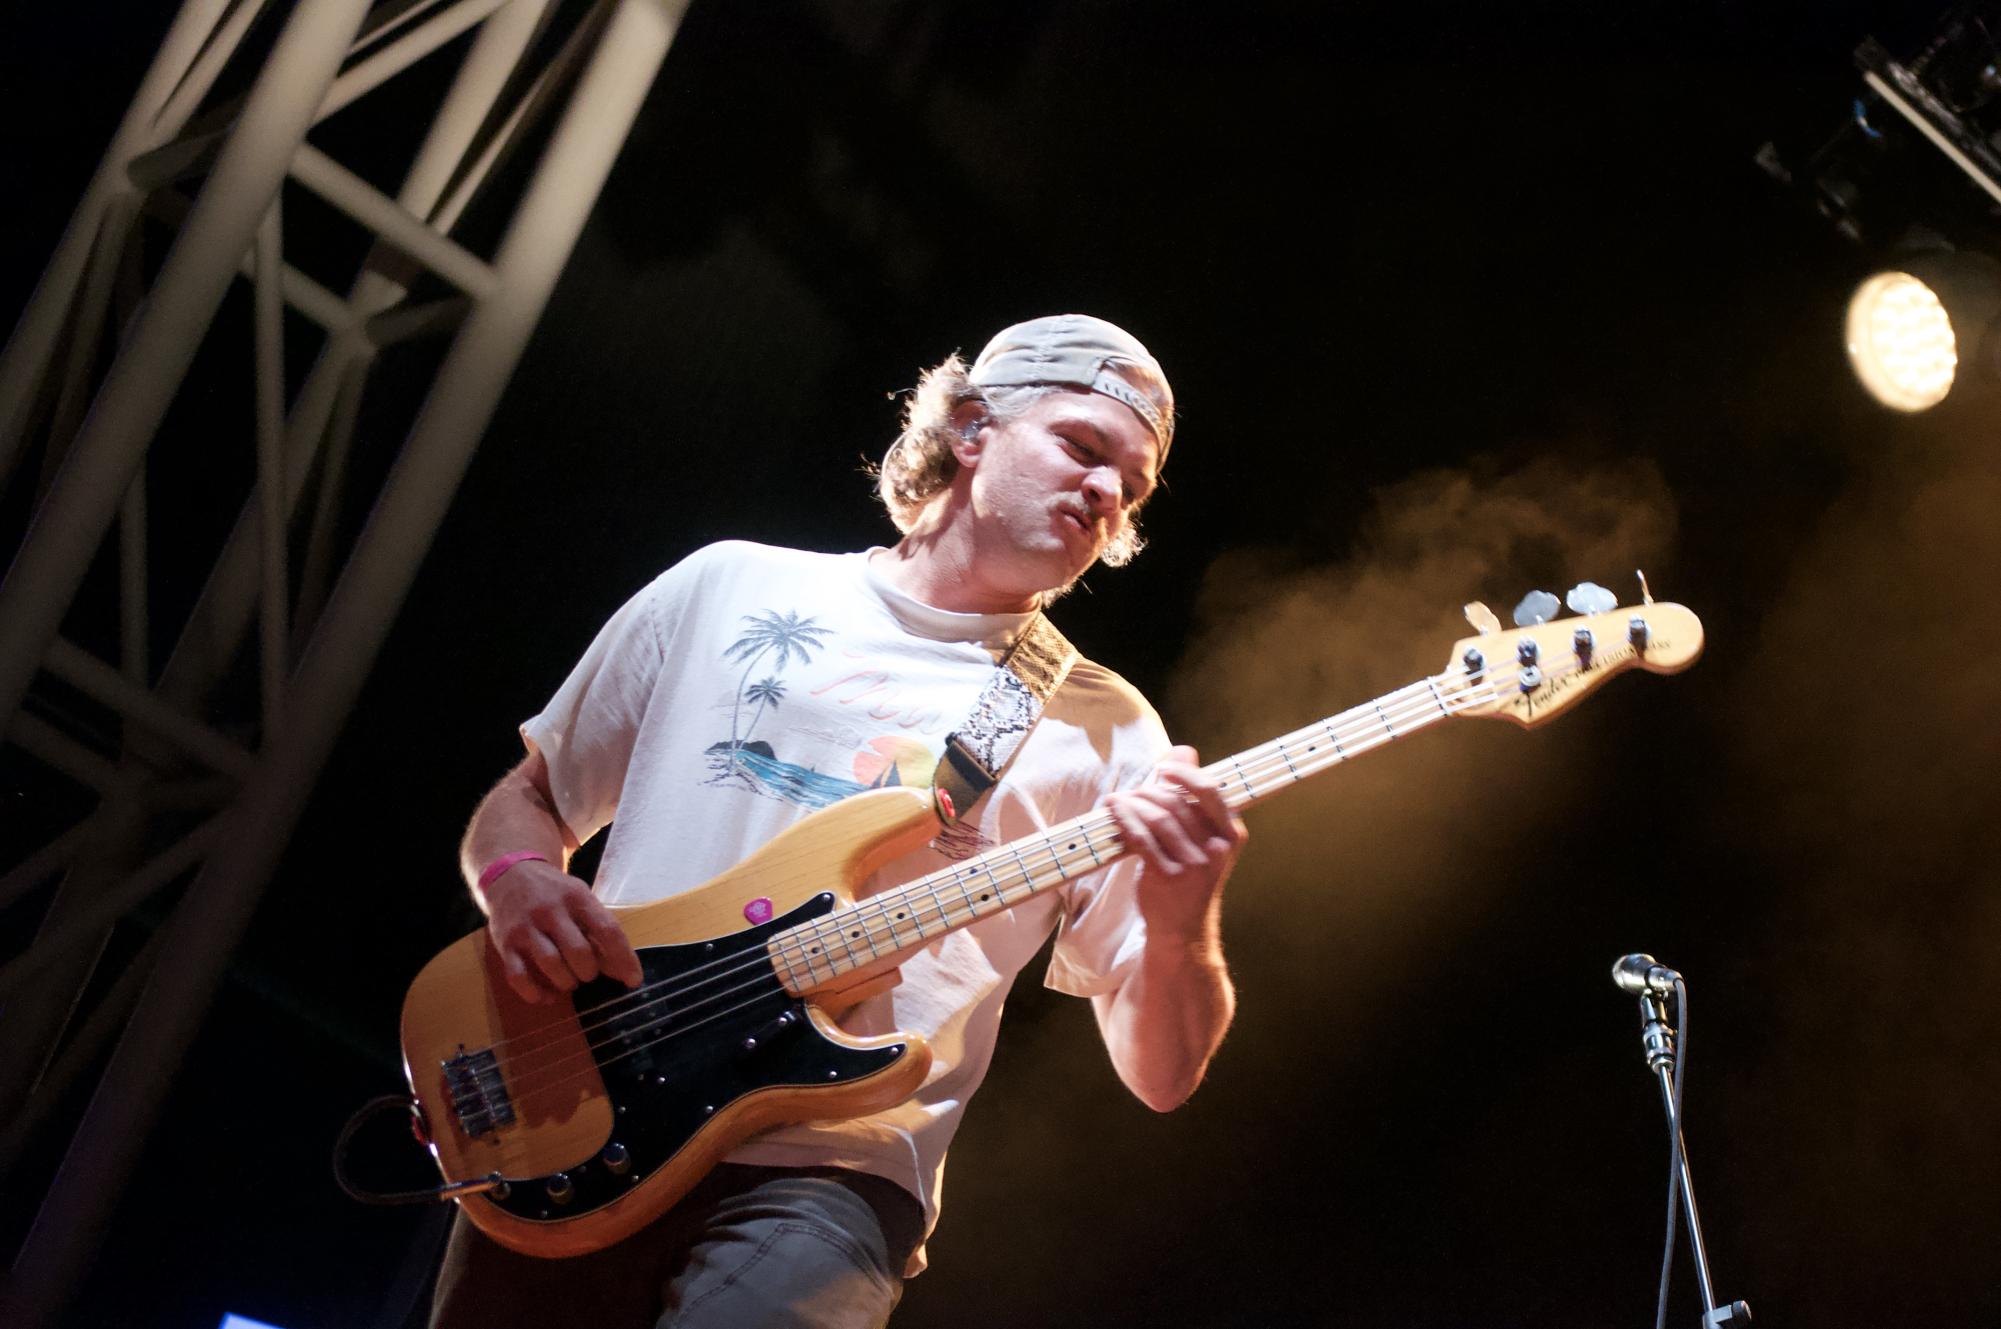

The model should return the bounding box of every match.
[401,785,941,1257]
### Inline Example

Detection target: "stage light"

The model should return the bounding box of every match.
[1759,12,2001,411]
[1844,250,2001,410]
[1845,271,1958,411]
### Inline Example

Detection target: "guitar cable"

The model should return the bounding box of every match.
[332,1093,501,1205]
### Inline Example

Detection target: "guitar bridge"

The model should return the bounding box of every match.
[442,1047,515,1138]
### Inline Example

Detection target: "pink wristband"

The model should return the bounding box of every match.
[477,850,548,892]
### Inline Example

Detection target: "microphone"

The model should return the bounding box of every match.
[1611,952,1682,996]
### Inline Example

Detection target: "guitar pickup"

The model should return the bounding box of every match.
[442,1047,515,1137]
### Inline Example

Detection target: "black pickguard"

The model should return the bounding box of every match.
[478,892,907,1226]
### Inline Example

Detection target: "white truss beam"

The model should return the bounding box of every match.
[0,1,691,1320]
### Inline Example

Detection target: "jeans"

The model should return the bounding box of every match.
[428,1164,923,1329]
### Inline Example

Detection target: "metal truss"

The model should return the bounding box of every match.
[0,0,689,1320]
[1856,35,2001,208]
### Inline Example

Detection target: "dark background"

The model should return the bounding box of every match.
[5,1,2000,1325]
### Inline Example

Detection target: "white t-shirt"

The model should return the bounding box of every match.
[521,541,1169,1270]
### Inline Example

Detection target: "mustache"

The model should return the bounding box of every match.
[1057,502,1102,533]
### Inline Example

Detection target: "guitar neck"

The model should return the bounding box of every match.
[766,670,1466,993]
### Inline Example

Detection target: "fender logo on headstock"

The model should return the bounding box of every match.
[1509,638,1678,720]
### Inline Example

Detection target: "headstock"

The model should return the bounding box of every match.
[1441,586,1704,728]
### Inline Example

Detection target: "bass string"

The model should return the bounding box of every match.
[811,654,1565,965]
[480,650,1575,1098]
[482,660,1505,1070]
[488,677,1472,1106]
[478,648,1564,1080]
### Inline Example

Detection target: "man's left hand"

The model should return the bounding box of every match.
[1104,744,1248,939]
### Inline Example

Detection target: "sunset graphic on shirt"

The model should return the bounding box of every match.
[852,735,934,789]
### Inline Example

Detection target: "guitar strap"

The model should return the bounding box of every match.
[928,612,1079,826]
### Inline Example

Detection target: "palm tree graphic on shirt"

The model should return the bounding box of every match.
[708,609,866,808]
[741,676,786,744]
[706,608,928,810]
[723,609,829,751]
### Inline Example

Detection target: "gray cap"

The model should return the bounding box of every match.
[968,313,1175,459]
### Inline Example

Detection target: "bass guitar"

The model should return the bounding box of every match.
[399,591,1702,1256]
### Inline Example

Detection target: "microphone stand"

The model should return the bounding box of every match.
[1634,986,1752,1328]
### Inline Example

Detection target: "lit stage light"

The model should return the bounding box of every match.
[1844,253,2001,411]
[1759,21,2001,413]
[1845,271,1958,411]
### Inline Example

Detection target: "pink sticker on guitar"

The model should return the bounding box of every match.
[743,897,774,925]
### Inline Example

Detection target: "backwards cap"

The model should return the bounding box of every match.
[967,313,1175,460]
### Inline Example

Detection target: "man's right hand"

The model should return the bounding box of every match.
[483,860,644,1004]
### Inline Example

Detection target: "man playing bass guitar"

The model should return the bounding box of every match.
[429,314,1246,1328]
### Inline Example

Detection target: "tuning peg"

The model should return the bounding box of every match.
[1565,582,1617,615]
[1512,590,1560,627]
[1636,569,1654,605]
[1463,601,1501,635]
